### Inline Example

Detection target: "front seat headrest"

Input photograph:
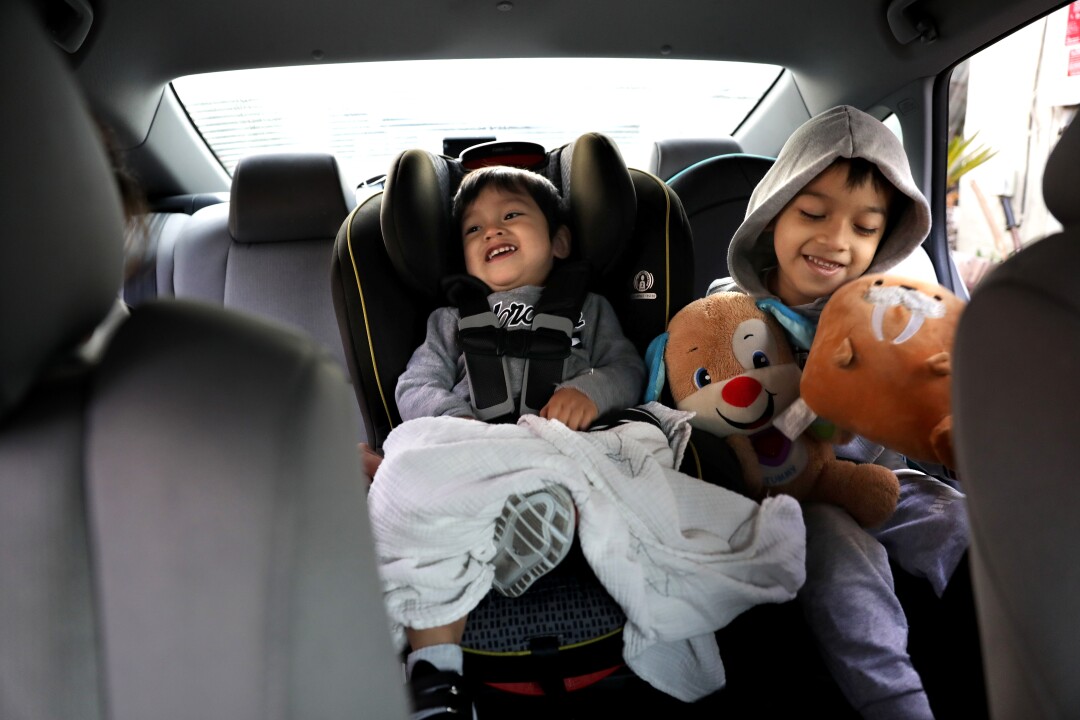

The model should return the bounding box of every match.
[379,132,637,298]
[0,1,124,418]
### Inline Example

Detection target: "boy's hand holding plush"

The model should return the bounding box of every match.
[646,292,899,528]
[801,274,964,470]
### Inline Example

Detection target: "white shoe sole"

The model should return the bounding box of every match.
[491,485,575,598]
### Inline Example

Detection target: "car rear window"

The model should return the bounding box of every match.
[172,58,782,186]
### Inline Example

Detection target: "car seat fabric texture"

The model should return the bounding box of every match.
[368,402,806,702]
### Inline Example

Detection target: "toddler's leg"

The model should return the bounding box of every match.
[406,619,475,719]
[800,504,933,720]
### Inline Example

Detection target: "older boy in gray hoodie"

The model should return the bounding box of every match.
[718,105,969,720]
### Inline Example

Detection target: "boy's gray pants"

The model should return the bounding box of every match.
[799,450,968,720]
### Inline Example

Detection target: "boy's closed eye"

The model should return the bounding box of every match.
[797,208,882,236]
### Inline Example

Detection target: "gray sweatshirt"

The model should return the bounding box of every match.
[395,285,645,421]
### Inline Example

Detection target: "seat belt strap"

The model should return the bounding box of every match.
[446,275,518,421]
[520,261,591,415]
[459,312,518,421]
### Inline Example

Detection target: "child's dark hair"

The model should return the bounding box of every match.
[452,166,564,238]
[837,157,909,237]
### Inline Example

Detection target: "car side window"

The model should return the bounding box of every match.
[947,1,1080,290]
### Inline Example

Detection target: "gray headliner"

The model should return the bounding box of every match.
[62,0,1065,190]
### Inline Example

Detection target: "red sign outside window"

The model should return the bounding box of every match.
[1068,2,1080,45]
[1067,3,1080,76]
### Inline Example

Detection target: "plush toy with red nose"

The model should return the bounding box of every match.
[645,292,900,528]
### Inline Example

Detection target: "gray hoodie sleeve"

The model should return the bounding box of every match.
[556,293,646,415]
[394,306,473,420]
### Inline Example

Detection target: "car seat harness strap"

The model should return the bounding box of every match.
[446,261,591,422]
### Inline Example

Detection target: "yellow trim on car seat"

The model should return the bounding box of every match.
[685,439,703,480]
[345,196,395,433]
[461,627,624,658]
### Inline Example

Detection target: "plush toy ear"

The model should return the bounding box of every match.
[644,332,669,403]
[833,337,854,368]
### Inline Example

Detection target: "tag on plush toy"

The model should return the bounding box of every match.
[774,397,816,440]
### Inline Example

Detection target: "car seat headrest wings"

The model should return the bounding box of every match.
[379,132,636,298]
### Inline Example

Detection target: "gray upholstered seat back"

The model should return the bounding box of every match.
[953,115,1080,719]
[170,153,353,373]
[0,5,406,719]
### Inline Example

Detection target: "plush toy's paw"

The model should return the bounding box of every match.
[850,465,901,528]
[930,415,954,470]
[813,460,900,528]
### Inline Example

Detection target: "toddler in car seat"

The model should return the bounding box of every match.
[366,164,809,718]
[380,165,645,715]
[715,105,971,720]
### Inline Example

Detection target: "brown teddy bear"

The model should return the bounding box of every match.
[646,292,899,528]
[800,274,965,470]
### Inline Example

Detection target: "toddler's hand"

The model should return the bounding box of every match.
[540,388,598,431]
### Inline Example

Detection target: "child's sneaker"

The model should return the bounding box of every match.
[408,660,474,719]
[491,484,575,598]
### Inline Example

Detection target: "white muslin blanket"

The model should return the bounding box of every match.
[367,402,806,702]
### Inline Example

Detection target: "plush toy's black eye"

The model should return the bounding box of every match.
[752,351,770,369]
[694,367,712,388]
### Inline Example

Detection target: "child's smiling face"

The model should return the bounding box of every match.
[768,162,893,306]
[461,186,570,292]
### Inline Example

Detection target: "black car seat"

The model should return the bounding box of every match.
[666,153,775,298]
[0,4,407,719]
[953,114,1080,718]
[332,133,694,449]
[330,133,698,708]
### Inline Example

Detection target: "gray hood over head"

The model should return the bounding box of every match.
[727,105,932,298]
